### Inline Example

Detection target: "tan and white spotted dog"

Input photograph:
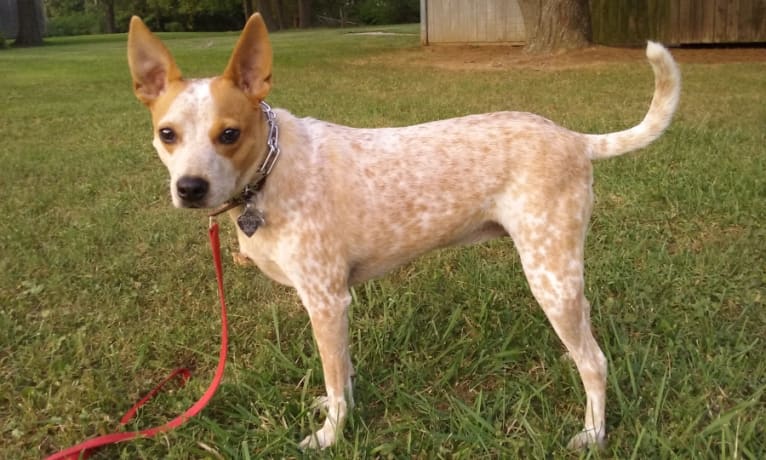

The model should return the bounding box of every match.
[127,14,680,450]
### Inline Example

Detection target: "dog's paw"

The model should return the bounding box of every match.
[299,396,348,450]
[567,428,606,450]
[299,425,337,450]
[310,395,330,412]
[231,251,254,267]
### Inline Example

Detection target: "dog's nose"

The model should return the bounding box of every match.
[176,176,209,203]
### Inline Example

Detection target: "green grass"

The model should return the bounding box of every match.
[1,25,764,458]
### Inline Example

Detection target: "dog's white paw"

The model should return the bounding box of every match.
[299,424,338,450]
[567,428,606,450]
[310,395,329,412]
[299,395,348,450]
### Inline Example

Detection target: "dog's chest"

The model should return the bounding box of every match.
[242,240,292,286]
[232,221,294,286]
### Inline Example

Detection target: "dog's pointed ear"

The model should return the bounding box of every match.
[223,13,273,103]
[127,16,182,106]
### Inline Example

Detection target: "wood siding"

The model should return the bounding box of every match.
[591,0,766,45]
[421,0,526,44]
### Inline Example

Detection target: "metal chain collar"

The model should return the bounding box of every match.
[255,101,280,183]
[242,101,281,198]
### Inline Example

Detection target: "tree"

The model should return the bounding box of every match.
[98,0,116,33]
[253,0,279,31]
[518,0,591,53]
[298,0,312,28]
[15,0,45,46]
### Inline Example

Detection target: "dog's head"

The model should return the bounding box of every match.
[127,14,273,208]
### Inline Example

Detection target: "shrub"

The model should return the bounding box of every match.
[164,21,184,32]
[47,13,101,36]
[356,0,419,25]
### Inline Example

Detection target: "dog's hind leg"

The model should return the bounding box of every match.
[294,278,354,450]
[535,276,607,450]
[498,192,607,449]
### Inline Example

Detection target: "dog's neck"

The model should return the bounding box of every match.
[209,101,280,219]
[244,101,281,194]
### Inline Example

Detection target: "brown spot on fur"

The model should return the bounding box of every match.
[149,80,188,126]
[210,77,269,174]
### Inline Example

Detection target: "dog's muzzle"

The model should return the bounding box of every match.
[176,176,209,206]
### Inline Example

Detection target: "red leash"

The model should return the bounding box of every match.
[45,221,229,459]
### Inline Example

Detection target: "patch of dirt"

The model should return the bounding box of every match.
[365,44,766,71]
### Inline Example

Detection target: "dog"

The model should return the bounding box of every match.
[127,13,680,450]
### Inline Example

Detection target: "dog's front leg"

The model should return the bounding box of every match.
[296,283,354,450]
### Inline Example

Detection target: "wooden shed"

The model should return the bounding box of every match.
[420,0,766,45]
[419,0,527,44]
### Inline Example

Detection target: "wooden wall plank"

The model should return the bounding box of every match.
[714,0,728,41]
[726,0,744,42]
[701,0,716,42]
[757,0,766,41]
[668,0,680,45]
[423,0,525,44]
[679,0,692,42]
[693,0,706,42]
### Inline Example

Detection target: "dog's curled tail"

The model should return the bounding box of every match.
[585,41,680,160]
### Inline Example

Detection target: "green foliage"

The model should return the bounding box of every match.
[1,28,764,458]
[43,0,420,34]
[44,0,88,17]
[163,21,184,33]
[45,0,246,33]
[46,13,101,36]
[356,0,420,25]
[0,32,6,49]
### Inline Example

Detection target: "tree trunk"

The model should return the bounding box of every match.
[518,0,591,54]
[255,0,279,31]
[274,0,287,30]
[243,0,252,22]
[14,0,44,46]
[101,0,116,33]
[153,4,162,31]
[298,0,312,28]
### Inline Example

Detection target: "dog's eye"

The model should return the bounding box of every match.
[219,128,240,145]
[158,127,176,144]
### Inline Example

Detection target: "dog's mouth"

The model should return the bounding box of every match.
[174,191,237,212]
[179,201,204,209]
[173,193,210,209]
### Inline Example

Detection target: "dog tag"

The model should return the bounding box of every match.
[237,205,265,237]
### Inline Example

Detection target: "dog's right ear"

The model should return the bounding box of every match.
[127,16,182,106]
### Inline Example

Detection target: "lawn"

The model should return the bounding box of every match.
[1,25,764,459]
